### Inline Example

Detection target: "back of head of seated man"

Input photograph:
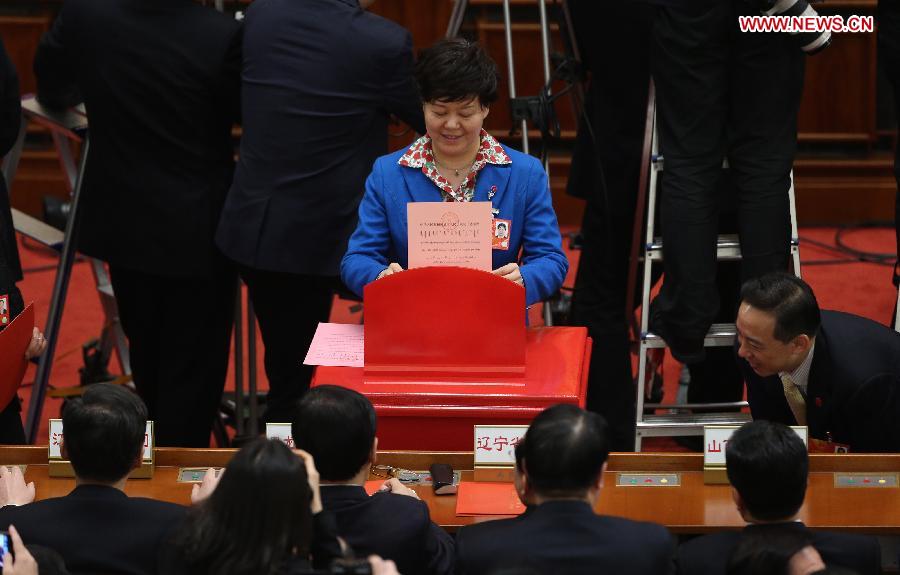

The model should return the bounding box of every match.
[674,420,880,575]
[292,385,454,575]
[455,404,673,575]
[0,383,185,575]
[513,403,610,506]
[735,272,900,452]
[63,381,148,487]
[726,420,808,524]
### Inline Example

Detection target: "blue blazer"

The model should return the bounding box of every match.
[341,145,568,307]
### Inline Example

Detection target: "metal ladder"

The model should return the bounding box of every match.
[631,85,802,451]
[1,95,132,442]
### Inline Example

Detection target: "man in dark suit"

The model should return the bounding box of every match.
[0,383,185,575]
[0,35,47,444]
[292,385,453,575]
[215,0,425,422]
[33,0,242,446]
[676,420,880,575]
[736,272,900,452]
[455,404,674,575]
[878,0,900,305]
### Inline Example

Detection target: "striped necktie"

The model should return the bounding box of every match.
[780,373,807,426]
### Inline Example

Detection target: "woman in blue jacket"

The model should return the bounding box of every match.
[341,38,568,308]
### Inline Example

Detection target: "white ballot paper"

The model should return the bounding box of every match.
[303,322,364,367]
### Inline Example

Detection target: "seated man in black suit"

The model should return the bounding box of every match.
[455,404,674,575]
[736,272,900,452]
[292,385,454,575]
[0,383,185,575]
[676,420,880,575]
[726,523,827,575]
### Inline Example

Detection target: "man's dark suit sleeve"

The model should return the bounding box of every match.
[310,510,343,569]
[33,12,82,110]
[217,23,242,125]
[418,502,455,575]
[847,372,900,452]
[378,30,426,135]
[0,37,21,155]
[0,35,23,319]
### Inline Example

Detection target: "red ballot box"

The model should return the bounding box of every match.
[313,268,590,450]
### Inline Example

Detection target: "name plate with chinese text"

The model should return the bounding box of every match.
[473,425,526,481]
[265,423,295,448]
[704,425,807,483]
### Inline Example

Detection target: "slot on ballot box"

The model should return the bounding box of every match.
[704,425,807,484]
[48,418,155,478]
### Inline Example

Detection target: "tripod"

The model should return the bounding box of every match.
[447,0,590,326]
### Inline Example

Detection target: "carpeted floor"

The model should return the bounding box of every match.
[11,225,899,448]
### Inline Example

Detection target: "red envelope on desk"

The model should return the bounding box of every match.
[0,303,33,410]
[456,482,526,516]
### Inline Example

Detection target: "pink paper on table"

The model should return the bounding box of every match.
[303,322,364,367]
[408,201,492,271]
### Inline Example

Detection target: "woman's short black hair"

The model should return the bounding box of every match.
[177,438,313,575]
[415,38,499,106]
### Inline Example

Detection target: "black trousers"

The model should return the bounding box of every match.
[878,16,900,293]
[109,261,236,447]
[651,2,803,353]
[239,267,336,423]
[568,2,653,451]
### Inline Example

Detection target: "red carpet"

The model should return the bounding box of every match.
[11,226,899,448]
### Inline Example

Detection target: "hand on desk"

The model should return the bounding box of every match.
[190,468,223,504]
[378,478,420,500]
[24,328,47,360]
[0,466,34,507]
[376,263,404,280]
[492,263,523,287]
[2,526,37,575]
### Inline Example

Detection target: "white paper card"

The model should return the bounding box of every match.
[266,423,295,448]
[303,323,364,367]
[704,425,808,466]
[49,419,153,461]
[474,425,529,466]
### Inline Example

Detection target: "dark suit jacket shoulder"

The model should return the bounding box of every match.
[675,522,880,575]
[321,485,454,575]
[0,484,186,575]
[34,0,241,277]
[455,500,674,575]
[215,0,424,276]
[741,310,900,452]
[0,34,23,294]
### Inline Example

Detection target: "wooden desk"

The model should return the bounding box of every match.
[2,448,898,535]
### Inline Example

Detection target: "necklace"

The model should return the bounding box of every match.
[434,156,476,177]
